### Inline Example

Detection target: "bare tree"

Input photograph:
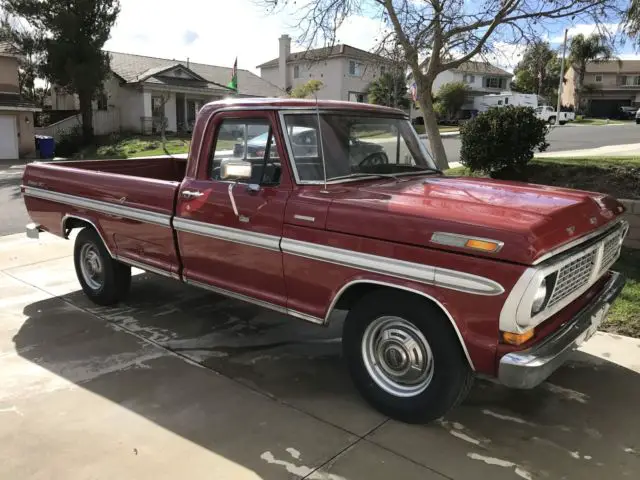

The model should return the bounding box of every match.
[258,0,623,170]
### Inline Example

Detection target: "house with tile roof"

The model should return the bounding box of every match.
[257,35,393,102]
[561,60,640,116]
[0,41,41,159]
[50,51,285,135]
[408,60,513,120]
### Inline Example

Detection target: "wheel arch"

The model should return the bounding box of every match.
[61,214,115,258]
[327,279,475,370]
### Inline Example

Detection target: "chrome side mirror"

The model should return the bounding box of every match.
[220,160,252,180]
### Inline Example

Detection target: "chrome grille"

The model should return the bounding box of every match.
[547,249,597,308]
[600,230,622,274]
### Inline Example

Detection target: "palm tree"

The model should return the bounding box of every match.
[367,72,410,109]
[569,34,615,112]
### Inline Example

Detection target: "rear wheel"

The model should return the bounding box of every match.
[548,116,557,125]
[343,290,473,423]
[74,228,131,306]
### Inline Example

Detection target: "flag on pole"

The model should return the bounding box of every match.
[410,82,418,102]
[227,57,238,92]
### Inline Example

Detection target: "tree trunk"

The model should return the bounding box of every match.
[418,78,449,171]
[78,91,94,143]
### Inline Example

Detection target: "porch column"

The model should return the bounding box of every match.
[142,90,152,134]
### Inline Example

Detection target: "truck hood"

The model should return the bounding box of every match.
[325,175,624,264]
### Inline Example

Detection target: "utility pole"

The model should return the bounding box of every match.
[556,28,568,114]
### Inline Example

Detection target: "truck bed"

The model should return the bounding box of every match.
[22,157,184,276]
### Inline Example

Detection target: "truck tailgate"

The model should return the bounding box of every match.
[22,160,182,278]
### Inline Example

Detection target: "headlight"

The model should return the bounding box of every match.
[531,278,548,315]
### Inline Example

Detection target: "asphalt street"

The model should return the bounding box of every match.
[440,122,640,165]
[2,123,639,236]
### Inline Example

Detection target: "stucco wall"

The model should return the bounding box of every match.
[0,56,19,93]
[118,86,144,133]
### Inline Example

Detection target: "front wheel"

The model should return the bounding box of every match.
[343,290,473,423]
[636,119,640,124]
[74,227,131,306]
[548,116,557,125]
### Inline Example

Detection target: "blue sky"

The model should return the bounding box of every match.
[103,0,639,74]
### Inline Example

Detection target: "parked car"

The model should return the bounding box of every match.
[534,105,576,125]
[615,106,638,120]
[22,98,628,424]
[635,108,640,124]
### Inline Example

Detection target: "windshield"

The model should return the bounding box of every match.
[282,113,437,183]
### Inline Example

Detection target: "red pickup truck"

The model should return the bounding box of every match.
[22,98,628,423]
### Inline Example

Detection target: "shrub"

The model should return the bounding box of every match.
[460,106,549,179]
[54,124,84,157]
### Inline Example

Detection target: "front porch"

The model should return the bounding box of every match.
[140,89,225,135]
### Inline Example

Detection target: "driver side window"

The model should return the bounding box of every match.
[209,119,281,185]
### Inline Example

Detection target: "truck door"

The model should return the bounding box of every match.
[174,110,292,308]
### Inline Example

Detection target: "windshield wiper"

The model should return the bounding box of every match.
[330,172,402,182]
[396,167,443,176]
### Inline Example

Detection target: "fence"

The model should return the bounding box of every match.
[35,109,121,140]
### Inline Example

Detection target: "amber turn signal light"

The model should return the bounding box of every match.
[502,329,535,346]
[465,239,501,252]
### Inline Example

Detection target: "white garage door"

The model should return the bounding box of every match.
[0,115,19,160]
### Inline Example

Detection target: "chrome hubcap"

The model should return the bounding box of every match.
[362,316,434,397]
[80,243,104,290]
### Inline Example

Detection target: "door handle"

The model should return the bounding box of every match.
[181,190,204,199]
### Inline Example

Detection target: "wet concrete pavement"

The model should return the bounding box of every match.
[1,232,639,479]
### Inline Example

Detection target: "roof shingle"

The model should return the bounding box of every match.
[256,44,391,69]
[107,51,284,97]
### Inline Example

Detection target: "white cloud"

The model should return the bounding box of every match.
[549,23,620,43]
[103,0,387,73]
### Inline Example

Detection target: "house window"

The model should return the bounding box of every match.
[620,75,640,86]
[96,92,108,111]
[595,74,603,83]
[152,96,166,116]
[349,60,361,76]
[348,92,367,103]
[484,77,506,89]
[294,65,300,78]
[463,74,475,84]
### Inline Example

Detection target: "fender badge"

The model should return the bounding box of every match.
[566,225,576,236]
[589,217,597,225]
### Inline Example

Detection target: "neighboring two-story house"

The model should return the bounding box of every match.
[410,60,513,120]
[0,42,40,159]
[561,60,640,117]
[257,35,392,102]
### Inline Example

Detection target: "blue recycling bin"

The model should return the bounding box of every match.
[37,135,55,158]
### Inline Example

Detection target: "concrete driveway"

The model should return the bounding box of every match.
[1,233,639,479]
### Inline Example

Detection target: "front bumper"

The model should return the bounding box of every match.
[498,271,625,389]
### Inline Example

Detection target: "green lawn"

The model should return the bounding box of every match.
[74,136,238,159]
[603,248,640,338]
[446,156,640,200]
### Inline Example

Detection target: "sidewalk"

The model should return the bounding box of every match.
[536,143,640,158]
[1,232,639,479]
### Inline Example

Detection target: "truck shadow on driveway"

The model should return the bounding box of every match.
[13,273,640,479]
